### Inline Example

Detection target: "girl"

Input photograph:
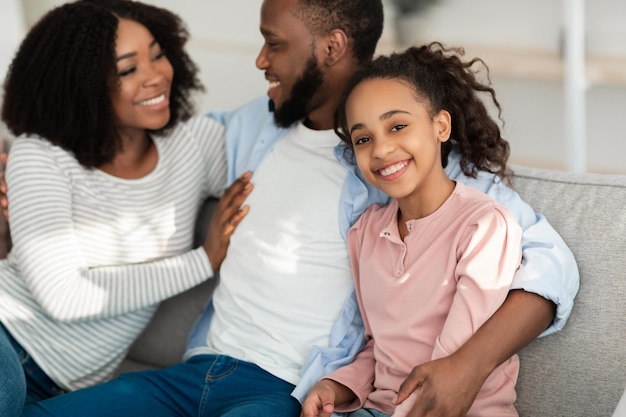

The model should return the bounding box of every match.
[0,1,251,416]
[301,42,523,417]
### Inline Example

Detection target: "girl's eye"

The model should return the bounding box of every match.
[354,136,370,145]
[391,124,407,132]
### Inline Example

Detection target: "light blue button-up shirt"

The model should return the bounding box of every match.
[186,96,580,403]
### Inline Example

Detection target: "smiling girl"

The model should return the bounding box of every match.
[0,1,251,415]
[301,42,524,417]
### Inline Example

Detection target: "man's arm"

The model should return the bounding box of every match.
[395,290,555,417]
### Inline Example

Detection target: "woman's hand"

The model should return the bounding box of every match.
[203,171,253,271]
[0,152,8,221]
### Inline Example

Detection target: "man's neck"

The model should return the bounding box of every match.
[303,96,341,131]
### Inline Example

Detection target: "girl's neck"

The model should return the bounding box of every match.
[396,175,455,240]
[98,131,158,179]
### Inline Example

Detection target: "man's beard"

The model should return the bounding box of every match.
[272,55,324,128]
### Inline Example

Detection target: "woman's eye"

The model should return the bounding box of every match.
[118,67,136,77]
[354,137,370,145]
[391,124,407,132]
[153,50,166,61]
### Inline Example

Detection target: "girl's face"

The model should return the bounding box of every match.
[111,18,173,140]
[346,77,451,202]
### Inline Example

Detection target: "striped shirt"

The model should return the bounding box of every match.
[0,115,226,391]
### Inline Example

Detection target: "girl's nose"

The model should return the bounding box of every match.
[371,137,395,159]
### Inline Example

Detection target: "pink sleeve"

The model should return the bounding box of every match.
[432,206,522,359]
[326,337,377,412]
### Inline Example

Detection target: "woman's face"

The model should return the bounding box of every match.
[111,18,173,140]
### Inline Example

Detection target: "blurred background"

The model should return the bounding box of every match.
[1,0,625,174]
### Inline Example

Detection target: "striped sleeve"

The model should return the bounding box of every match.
[6,139,213,322]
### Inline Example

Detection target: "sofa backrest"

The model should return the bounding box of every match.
[510,165,626,417]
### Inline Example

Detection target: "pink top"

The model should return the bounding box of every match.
[328,181,522,416]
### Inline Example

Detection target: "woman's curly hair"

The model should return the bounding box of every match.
[335,42,512,182]
[1,0,203,168]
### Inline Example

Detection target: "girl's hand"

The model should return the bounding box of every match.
[203,171,253,271]
[301,379,358,417]
[300,380,341,417]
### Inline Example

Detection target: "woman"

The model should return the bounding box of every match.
[0,1,250,415]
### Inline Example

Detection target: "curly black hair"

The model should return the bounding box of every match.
[335,42,512,182]
[1,0,203,168]
[294,0,384,66]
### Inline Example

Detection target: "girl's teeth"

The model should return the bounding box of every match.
[379,161,408,176]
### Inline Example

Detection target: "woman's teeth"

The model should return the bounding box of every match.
[139,94,165,106]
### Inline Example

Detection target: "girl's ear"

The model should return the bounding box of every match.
[323,29,349,66]
[434,109,452,143]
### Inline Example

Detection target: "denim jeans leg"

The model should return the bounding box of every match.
[195,355,301,417]
[0,323,27,417]
[23,356,212,417]
[24,354,302,417]
[348,408,391,417]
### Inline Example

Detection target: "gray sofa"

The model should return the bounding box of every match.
[118,164,626,417]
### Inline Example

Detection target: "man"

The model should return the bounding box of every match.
[23,0,579,416]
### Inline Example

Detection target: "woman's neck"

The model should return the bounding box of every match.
[98,132,158,179]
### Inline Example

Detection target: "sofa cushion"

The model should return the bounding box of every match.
[511,165,626,417]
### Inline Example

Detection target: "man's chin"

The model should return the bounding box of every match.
[272,102,306,128]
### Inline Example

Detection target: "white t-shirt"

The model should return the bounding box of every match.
[204,122,353,384]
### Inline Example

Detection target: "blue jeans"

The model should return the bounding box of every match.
[23,354,302,417]
[348,409,391,417]
[0,323,65,417]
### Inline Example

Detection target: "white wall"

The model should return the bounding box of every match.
[0,0,26,140]
[4,0,625,173]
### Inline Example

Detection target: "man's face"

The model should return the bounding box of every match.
[256,0,325,127]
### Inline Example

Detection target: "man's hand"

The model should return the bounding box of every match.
[300,379,354,417]
[393,290,556,417]
[203,171,253,271]
[392,353,484,417]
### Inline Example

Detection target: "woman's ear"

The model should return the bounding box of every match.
[323,29,349,66]
[435,109,452,142]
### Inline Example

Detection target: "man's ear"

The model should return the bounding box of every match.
[435,109,452,142]
[323,29,349,66]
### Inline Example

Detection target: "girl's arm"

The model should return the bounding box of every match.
[395,290,553,417]
[445,152,579,335]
